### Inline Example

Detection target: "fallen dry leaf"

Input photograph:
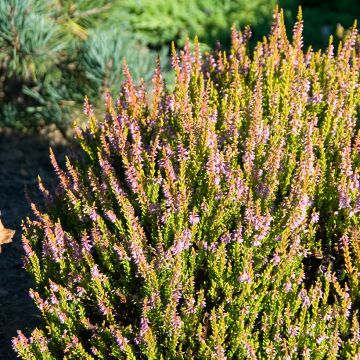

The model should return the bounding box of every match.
[0,219,15,253]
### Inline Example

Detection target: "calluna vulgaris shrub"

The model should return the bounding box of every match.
[14,9,360,359]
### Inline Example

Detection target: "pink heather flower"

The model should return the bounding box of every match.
[125,164,141,193]
[177,141,189,162]
[83,97,93,116]
[232,227,243,243]
[251,238,261,247]
[166,94,175,112]
[64,335,80,353]
[33,333,48,352]
[354,196,360,213]
[71,335,79,345]
[220,233,231,244]
[172,228,192,256]
[316,333,328,345]
[297,272,305,285]
[12,331,29,351]
[49,283,59,293]
[98,299,110,316]
[238,271,251,283]
[339,189,351,209]
[159,150,177,181]
[81,233,93,253]
[340,233,350,248]
[91,347,99,355]
[244,341,256,359]
[76,287,86,297]
[50,293,59,305]
[22,236,35,258]
[201,201,209,213]
[58,312,67,324]
[91,264,101,279]
[265,344,276,357]
[310,92,323,104]
[111,327,129,352]
[162,181,175,210]
[283,281,292,293]
[171,312,182,331]
[149,291,160,309]
[161,208,171,224]
[214,344,227,360]
[43,226,62,262]
[63,233,81,262]
[114,244,130,261]
[89,207,99,222]
[299,289,311,308]
[231,175,247,203]
[129,142,143,167]
[54,223,65,247]
[289,325,299,337]
[272,254,281,265]
[29,289,49,312]
[302,347,311,358]
[129,239,147,268]
[185,297,196,315]
[106,210,117,223]
[135,315,150,345]
[148,203,161,215]
[257,182,270,199]
[189,211,200,225]
[240,305,250,316]
[310,211,319,224]
[209,243,218,253]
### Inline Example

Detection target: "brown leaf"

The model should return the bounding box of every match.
[0,219,15,253]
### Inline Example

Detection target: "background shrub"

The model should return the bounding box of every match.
[109,0,277,49]
[108,0,360,51]
[0,0,165,131]
[13,9,360,359]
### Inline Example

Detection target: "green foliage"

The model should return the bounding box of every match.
[13,9,360,359]
[108,0,360,52]
[280,0,360,49]
[110,0,277,49]
[78,28,168,94]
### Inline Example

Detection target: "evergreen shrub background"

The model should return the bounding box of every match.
[108,0,277,50]
[12,9,360,358]
[0,0,165,130]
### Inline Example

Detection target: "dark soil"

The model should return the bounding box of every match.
[0,127,68,359]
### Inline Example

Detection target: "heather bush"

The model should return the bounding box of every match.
[14,9,360,359]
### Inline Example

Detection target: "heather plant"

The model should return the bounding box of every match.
[14,9,360,359]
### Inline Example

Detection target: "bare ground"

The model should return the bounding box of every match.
[0,127,68,359]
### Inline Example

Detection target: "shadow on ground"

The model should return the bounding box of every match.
[0,127,68,359]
